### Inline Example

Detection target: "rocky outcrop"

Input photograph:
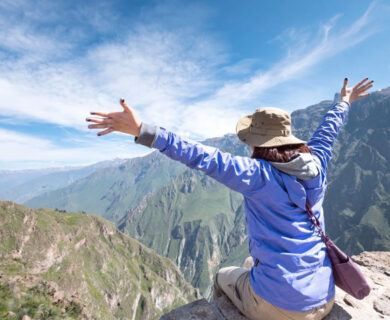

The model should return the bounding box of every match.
[161,251,390,320]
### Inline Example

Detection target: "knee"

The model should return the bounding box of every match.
[242,256,254,269]
[215,266,234,285]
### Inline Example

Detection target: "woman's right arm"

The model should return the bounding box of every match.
[307,78,373,173]
[135,123,267,196]
[86,99,267,196]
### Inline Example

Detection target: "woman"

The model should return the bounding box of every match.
[86,78,373,319]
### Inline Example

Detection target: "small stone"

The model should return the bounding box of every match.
[374,298,390,316]
[54,290,65,301]
[343,294,364,308]
[22,316,33,320]
[373,290,390,316]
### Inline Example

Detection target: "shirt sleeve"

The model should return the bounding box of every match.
[135,124,267,196]
[307,101,350,172]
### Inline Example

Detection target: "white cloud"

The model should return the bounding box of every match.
[2,2,378,134]
[0,1,385,169]
[168,2,380,137]
[0,128,149,169]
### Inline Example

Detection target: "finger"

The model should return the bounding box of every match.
[90,111,110,117]
[97,128,114,136]
[88,124,110,129]
[86,117,113,124]
[358,81,374,92]
[358,93,370,98]
[120,98,131,112]
[86,117,104,124]
[353,78,369,89]
[359,85,373,94]
[342,77,348,90]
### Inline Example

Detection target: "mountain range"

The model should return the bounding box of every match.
[10,87,390,296]
[0,159,127,204]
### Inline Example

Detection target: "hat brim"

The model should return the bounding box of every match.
[236,115,306,147]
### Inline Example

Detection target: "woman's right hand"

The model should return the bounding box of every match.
[340,77,374,105]
[86,98,142,137]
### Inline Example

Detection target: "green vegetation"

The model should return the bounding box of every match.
[0,201,198,319]
[0,281,82,319]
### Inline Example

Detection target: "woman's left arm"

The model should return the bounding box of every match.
[307,78,373,172]
[86,99,266,196]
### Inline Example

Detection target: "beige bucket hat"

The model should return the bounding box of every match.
[236,107,306,147]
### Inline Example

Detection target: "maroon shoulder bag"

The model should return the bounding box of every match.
[305,202,371,300]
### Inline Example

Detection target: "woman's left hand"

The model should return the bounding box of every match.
[86,99,142,136]
[340,77,374,105]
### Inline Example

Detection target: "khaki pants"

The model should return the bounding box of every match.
[213,266,335,320]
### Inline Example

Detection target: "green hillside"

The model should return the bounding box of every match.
[117,168,247,296]
[0,201,197,319]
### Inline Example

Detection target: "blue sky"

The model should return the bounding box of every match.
[0,0,389,170]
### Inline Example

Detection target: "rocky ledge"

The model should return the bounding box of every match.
[161,251,390,320]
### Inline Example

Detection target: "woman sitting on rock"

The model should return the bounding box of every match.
[86,78,373,320]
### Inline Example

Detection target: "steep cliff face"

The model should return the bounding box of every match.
[117,137,249,296]
[0,201,198,319]
[161,251,390,320]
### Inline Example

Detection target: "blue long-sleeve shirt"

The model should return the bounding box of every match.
[135,101,350,311]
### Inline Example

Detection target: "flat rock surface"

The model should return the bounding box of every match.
[160,299,223,320]
[161,251,390,320]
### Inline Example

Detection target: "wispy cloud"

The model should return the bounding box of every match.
[174,2,380,137]
[213,7,375,100]
[0,1,385,168]
[0,128,148,170]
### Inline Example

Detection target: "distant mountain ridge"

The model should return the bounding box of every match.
[26,152,187,221]
[23,88,390,295]
[0,158,127,203]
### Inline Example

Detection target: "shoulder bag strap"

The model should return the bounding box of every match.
[305,201,329,242]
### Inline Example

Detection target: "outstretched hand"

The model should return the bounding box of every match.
[86,99,142,136]
[341,78,374,105]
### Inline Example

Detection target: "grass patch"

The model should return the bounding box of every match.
[0,281,82,319]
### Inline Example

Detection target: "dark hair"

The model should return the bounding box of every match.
[251,144,312,163]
